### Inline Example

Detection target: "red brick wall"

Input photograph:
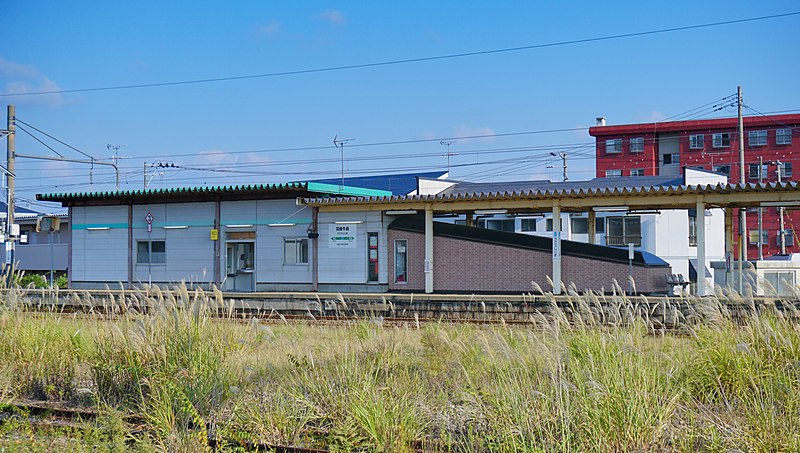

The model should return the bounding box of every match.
[388,229,670,293]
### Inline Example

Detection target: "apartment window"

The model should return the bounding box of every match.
[630,137,644,153]
[689,134,704,150]
[605,139,622,154]
[605,169,622,178]
[545,218,564,232]
[662,153,680,165]
[571,218,589,234]
[712,133,731,148]
[283,238,309,264]
[748,130,768,147]
[486,218,515,232]
[394,240,408,284]
[779,162,793,178]
[630,168,645,177]
[776,128,793,145]
[777,229,795,248]
[606,216,641,247]
[748,230,769,245]
[712,165,730,176]
[520,218,538,232]
[137,240,165,264]
[749,163,769,180]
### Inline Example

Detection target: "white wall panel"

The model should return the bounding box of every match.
[72,205,128,283]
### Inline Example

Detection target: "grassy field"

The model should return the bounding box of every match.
[1,286,799,452]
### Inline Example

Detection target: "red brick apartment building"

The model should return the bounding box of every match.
[590,114,800,259]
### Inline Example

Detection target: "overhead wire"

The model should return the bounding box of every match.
[2,12,798,97]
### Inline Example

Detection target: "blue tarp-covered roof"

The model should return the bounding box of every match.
[311,171,448,196]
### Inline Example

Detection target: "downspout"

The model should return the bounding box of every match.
[67,203,73,288]
[312,206,319,291]
[127,202,133,288]
[214,199,221,289]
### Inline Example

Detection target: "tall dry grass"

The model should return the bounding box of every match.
[0,283,798,451]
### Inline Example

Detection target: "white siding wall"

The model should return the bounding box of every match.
[254,200,313,284]
[318,211,387,284]
[71,205,128,284]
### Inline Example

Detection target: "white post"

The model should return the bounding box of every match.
[696,199,706,296]
[424,205,434,294]
[552,203,562,295]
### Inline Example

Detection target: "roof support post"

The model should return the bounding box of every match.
[552,202,562,295]
[312,207,319,292]
[725,207,734,292]
[424,204,434,294]
[213,199,221,289]
[127,203,133,288]
[588,210,596,245]
[696,198,706,296]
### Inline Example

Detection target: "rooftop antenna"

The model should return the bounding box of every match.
[333,135,355,193]
[440,140,458,175]
[549,151,568,181]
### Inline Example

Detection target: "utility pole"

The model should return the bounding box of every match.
[549,151,568,181]
[6,105,15,274]
[777,161,786,254]
[737,86,745,293]
[143,162,148,189]
[758,156,764,260]
[333,136,354,193]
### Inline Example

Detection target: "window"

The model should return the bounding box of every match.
[776,128,793,145]
[571,218,589,234]
[688,215,697,247]
[605,216,641,247]
[749,163,769,180]
[605,169,622,178]
[712,133,731,148]
[367,232,379,282]
[137,240,165,264]
[630,137,644,153]
[486,219,515,232]
[605,139,622,154]
[777,229,794,248]
[545,218,564,232]
[748,130,768,147]
[595,217,605,234]
[662,153,680,165]
[779,162,793,179]
[284,238,309,264]
[712,165,730,176]
[630,168,645,177]
[394,240,408,284]
[689,134,704,149]
[748,230,769,245]
[520,218,537,232]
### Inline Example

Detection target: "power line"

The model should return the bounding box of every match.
[2,12,798,97]
[14,118,95,160]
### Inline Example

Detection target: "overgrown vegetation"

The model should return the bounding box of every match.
[0,285,798,451]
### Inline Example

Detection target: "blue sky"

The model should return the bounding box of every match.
[2,1,799,211]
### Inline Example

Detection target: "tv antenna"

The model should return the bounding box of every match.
[333,135,355,192]
[440,140,458,175]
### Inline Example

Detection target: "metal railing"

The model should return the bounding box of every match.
[605,235,642,247]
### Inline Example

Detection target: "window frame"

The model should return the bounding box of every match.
[519,218,537,232]
[283,237,309,265]
[712,132,731,148]
[748,229,769,245]
[605,216,642,247]
[605,169,622,178]
[570,217,589,235]
[748,130,768,147]
[629,137,644,153]
[689,134,704,150]
[393,239,408,284]
[748,163,769,180]
[779,161,793,179]
[605,139,622,154]
[662,153,680,166]
[136,240,166,265]
[630,168,645,177]
[776,128,793,145]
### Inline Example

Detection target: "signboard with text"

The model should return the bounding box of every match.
[329,224,357,248]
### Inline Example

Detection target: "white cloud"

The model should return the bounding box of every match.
[0,58,67,108]
[452,125,496,143]
[256,20,281,37]
[317,9,346,26]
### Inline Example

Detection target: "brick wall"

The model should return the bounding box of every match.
[388,229,670,293]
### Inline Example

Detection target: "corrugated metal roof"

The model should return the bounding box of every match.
[37,181,391,203]
[301,181,800,206]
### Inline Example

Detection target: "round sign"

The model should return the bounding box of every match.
[145,212,154,224]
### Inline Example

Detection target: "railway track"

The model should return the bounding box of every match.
[1,400,439,452]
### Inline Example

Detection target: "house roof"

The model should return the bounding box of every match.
[0,201,40,215]
[388,214,669,267]
[440,175,684,196]
[312,171,448,195]
[36,181,392,205]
